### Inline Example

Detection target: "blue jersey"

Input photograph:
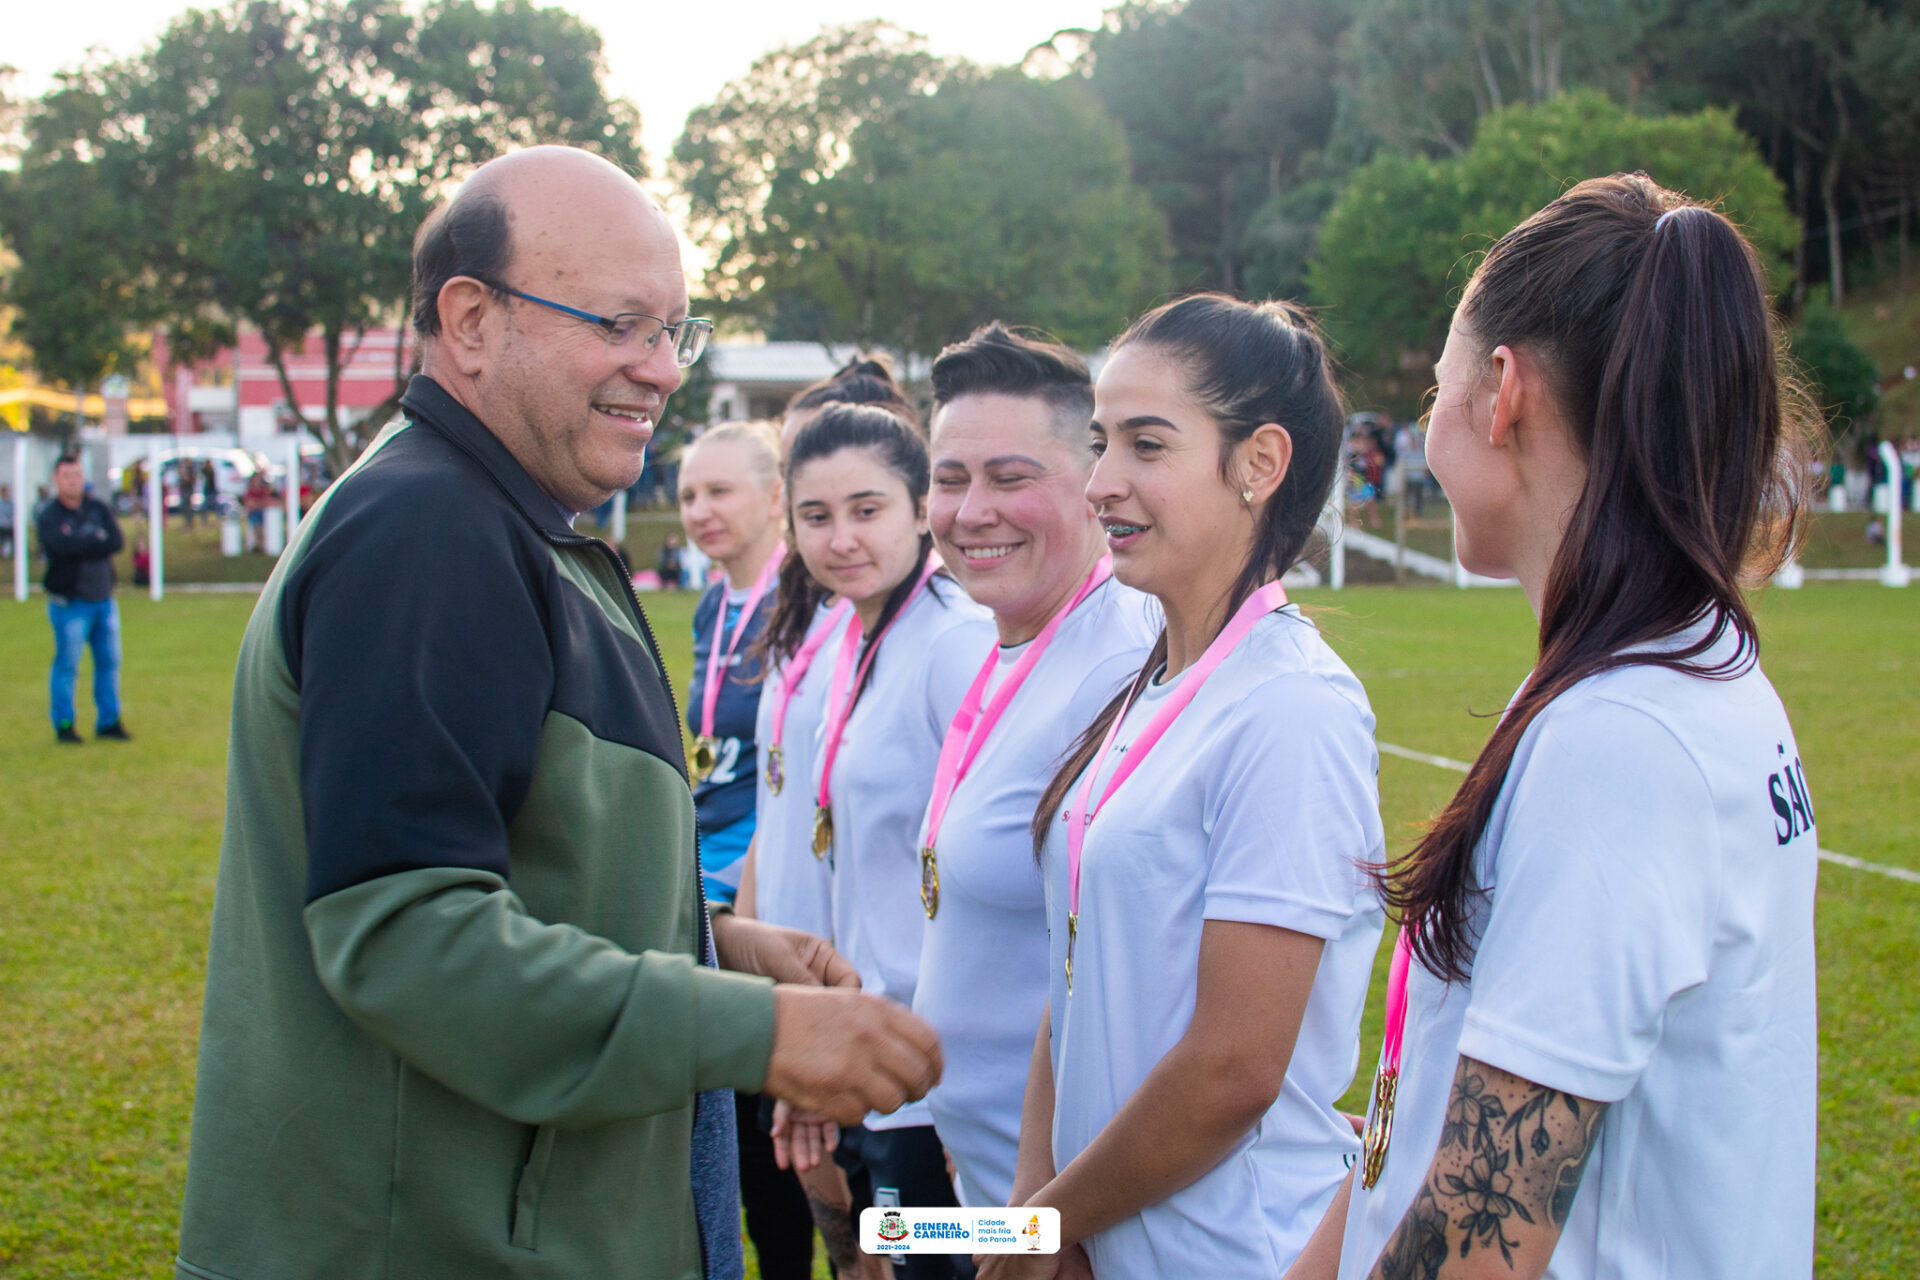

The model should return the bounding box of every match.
[686,581,773,840]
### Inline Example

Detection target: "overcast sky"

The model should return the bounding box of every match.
[10,0,1116,167]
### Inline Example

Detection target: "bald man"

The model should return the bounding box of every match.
[176,147,942,1280]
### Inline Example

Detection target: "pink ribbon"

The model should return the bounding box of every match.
[922,557,1113,856]
[1065,579,1290,975]
[698,542,784,739]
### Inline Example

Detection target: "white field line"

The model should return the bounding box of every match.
[1378,740,1918,886]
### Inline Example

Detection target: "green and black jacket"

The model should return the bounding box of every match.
[176,376,775,1280]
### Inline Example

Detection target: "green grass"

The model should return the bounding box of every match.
[1,583,1914,1276]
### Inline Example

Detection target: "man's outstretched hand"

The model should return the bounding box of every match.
[712,912,860,988]
[763,985,943,1126]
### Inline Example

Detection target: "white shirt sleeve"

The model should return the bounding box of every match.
[920,605,995,737]
[1202,671,1378,940]
[1458,696,1719,1103]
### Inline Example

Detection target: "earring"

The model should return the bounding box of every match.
[1241,488,1254,504]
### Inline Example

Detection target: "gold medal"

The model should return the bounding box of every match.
[691,735,718,781]
[811,806,833,859]
[765,745,785,795]
[920,846,940,918]
[1065,912,1078,992]
[1359,1066,1399,1189]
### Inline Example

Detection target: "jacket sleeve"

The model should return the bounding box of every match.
[286,475,774,1126]
[304,865,776,1127]
[98,501,124,556]
[37,501,118,558]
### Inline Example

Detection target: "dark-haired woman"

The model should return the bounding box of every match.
[785,403,994,1279]
[986,296,1385,1280]
[1306,176,1819,1280]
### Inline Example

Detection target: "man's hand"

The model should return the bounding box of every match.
[764,986,943,1126]
[713,912,859,988]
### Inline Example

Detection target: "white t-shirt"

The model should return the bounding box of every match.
[914,578,1160,1206]
[751,602,854,939]
[1338,627,1818,1280]
[1042,606,1386,1278]
[814,573,995,1130]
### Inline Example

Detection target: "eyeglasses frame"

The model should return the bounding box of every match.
[473,277,713,368]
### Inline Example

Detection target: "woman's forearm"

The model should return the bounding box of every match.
[1032,1026,1281,1242]
[1009,1008,1057,1205]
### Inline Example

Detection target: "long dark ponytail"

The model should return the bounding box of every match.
[1381,173,1817,982]
[1031,293,1347,854]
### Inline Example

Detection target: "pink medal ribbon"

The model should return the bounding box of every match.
[918,557,1113,919]
[1062,578,1290,992]
[811,557,943,862]
[691,542,784,781]
[764,597,855,796]
[1359,927,1413,1188]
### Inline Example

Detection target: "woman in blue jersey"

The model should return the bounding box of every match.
[680,420,787,906]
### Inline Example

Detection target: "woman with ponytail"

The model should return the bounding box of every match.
[986,295,1386,1280]
[1302,175,1820,1280]
[781,402,993,1280]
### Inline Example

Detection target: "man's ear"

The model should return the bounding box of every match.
[1240,422,1294,505]
[436,278,494,377]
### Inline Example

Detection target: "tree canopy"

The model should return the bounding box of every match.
[0,0,641,467]
[676,33,1168,360]
[1310,90,1797,407]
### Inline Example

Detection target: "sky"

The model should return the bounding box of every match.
[9,0,1117,167]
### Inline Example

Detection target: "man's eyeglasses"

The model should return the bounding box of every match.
[478,279,713,368]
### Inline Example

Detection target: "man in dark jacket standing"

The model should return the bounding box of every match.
[40,454,130,744]
[175,146,943,1280]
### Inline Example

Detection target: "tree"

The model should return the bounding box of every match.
[672,21,947,332]
[676,34,1167,360]
[787,67,1170,357]
[1793,295,1879,431]
[1643,0,1920,306]
[1311,91,1798,409]
[1334,0,1663,161]
[1081,0,1349,293]
[2,0,642,472]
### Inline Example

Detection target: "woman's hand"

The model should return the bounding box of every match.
[977,1241,1091,1280]
[769,1097,840,1173]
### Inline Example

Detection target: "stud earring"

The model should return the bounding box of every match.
[1241,488,1254,504]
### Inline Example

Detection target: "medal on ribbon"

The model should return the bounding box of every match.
[811,806,834,860]
[920,846,940,918]
[691,735,719,781]
[765,744,785,795]
[1359,928,1413,1190]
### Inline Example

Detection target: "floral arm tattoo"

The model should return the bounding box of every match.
[1368,1056,1607,1280]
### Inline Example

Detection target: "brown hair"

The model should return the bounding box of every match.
[787,355,920,429]
[1382,173,1817,982]
[1031,293,1346,854]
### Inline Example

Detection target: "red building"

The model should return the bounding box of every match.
[158,327,415,438]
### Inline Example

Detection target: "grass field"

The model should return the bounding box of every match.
[1,582,1914,1277]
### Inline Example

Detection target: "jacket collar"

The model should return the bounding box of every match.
[399,374,583,542]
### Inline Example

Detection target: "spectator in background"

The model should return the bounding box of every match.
[656,530,685,587]
[202,460,220,516]
[39,455,130,744]
[242,468,279,553]
[0,484,13,558]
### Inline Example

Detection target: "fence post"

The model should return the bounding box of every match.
[1880,441,1911,587]
[284,433,302,545]
[148,436,165,602]
[12,435,27,602]
[611,488,628,550]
